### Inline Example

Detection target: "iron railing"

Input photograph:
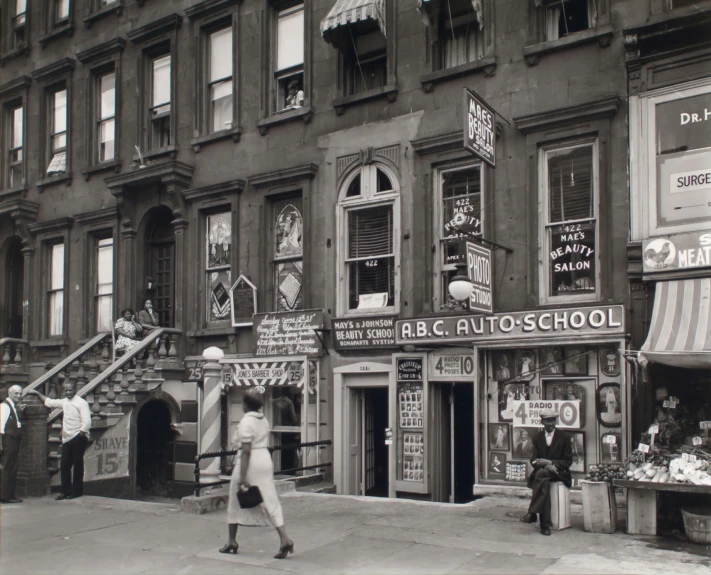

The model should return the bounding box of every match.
[193,439,332,497]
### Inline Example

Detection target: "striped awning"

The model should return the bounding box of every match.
[417,0,483,31]
[641,278,711,368]
[320,0,387,46]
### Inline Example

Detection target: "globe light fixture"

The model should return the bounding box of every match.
[448,262,473,302]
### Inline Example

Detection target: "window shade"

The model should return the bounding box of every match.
[348,205,393,258]
[548,145,593,223]
[210,28,232,82]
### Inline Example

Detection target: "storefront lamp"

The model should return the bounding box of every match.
[448,263,473,303]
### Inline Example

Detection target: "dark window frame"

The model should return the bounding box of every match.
[1,0,30,60]
[45,239,67,339]
[270,193,304,313]
[202,207,234,327]
[0,77,30,192]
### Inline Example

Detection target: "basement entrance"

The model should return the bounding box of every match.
[136,400,175,498]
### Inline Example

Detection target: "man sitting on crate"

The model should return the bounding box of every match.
[520,408,573,536]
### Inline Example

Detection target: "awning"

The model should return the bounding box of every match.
[640,278,711,369]
[417,0,483,31]
[320,0,387,47]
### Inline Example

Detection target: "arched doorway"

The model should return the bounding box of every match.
[3,236,24,338]
[135,400,175,498]
[145,207,175,327]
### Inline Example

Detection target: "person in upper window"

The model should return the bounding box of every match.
[284,79,304,110]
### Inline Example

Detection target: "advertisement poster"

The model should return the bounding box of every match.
[252,309,324,356]
[332,316,397,350]
[403,432,424,482]
[512,400,582,429]
[84,412,131,482]
[399,382,424,429]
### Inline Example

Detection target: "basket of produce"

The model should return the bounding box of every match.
[681,507,711,544]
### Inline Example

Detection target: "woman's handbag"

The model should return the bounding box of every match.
[237,485,263,509]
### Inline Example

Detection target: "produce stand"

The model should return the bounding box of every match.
[613,479,711,535]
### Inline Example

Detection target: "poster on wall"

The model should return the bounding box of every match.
[230,275,257,327]
[399,382,424,429]
[252,309,324,356]
[403,432,424,482]
[512,400,582,429]
[498,382,530,422]
[543,381,587,427]
[84,412,131,482]
[397,358,423,381]
[539,347,563,375]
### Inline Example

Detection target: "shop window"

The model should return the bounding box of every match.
[207,26,234,133]
[545,0,594,41]
[149,53,172,149]
[339,164,399,315]
[5,104,24,188]
[94,237,113,333]
[434,0,484,70]
[47,87,68,176]
[272,198,303,312]
[205,212,232,323]
[267,386,303,474]
[273,4,305,113]
[540,141,598,303]
[96,72,116,162]
[435,164,483,308]
[48,242,65,336]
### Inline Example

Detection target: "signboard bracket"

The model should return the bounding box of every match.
[312,328,331,355]
[455,229,513,254]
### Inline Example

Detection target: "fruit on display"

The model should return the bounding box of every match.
[585,463,626,484]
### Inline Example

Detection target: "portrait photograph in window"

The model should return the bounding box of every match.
[597,383,622,427]
[569,431,586,473]
[498,382,529,422]
[539,346,563,376]
[563,346,588,375]
[599,345,621,377]
[488,423,510,451]
[515,350,536,382]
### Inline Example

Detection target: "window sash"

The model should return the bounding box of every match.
[347,205,393,261]
[48,243,65,336]
[547,145,595,224]
[210,28,232,83]
[210,80,233,132]
[50,243,64,289]
[276,6,304,72]
[15,0,26,16]
[55,0,70,22]
[99,119,115,161]
[49,289,64,336]
[95,238,113,332]
[51,89,67,148]
[152,55,171,109]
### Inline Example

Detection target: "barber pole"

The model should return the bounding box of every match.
[200,347,224,486]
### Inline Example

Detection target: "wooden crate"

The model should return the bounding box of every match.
[581,480,617,533]
[551,482,571,530]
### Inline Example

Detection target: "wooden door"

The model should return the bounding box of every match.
[148,218,175,327]
[430,384,452,503]
[347,387,363,495]
[364,390,376,494]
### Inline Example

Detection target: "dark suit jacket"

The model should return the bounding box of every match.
[137,309,159,330]
[528,428,573,488]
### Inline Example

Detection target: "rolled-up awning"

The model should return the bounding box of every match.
[320,0,387,47]
[417,0,483,31]
[641,278,711,368]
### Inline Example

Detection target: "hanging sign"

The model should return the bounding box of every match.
[184,358,207,382]
[467,240,493,314]
[222,358,307,388]
[230,275,257,327]
[463,88,496,167]
[332,316,397,350]
[643,231,711,274]
[252,309,324,356]
[512,400,581,429]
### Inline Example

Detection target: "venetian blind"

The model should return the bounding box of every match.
[548,145,594,223]
[348,205,393,259]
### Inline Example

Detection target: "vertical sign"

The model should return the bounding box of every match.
[467,240,493,314]
[464,88,496,167]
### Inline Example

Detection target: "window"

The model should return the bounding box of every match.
[545,0,594,41]
[344,28,387,96]
[541,142,598,301]
[208,27,233,132]
[47,88,67,176]
[48,243,65,336]
[274,4,304,112]
[53,0,69,26]
[339,164,399,315]
[98,72,116,162]
[436,165,482,306]
[435,0,483,70]
[150,53,171,149]
[12,0,27,50]
[6,105,23,188]
[206,212,232,323]
[273,198,303,312]
[95,237,113,332]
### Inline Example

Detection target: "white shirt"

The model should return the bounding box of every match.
[545,429,555,447]
[44,396,91,442]
[0,399,21,433]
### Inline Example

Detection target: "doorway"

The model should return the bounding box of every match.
[432,383,475,503]
[3,236,24,338]
[145,208,175,327]
[347,386,389,497]
[135,400,175,498]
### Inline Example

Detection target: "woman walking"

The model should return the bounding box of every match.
[220,389,294,559]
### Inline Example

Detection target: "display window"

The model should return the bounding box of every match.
[480,344,626,488]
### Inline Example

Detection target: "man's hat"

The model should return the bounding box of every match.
[540,408,558,420]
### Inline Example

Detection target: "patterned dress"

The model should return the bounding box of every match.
[114,318,141,351]
[227,411,284,527]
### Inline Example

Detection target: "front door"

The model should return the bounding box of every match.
[147,216,175,327]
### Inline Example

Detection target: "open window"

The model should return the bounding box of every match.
[47,87,68,176]
[274,4,305,112]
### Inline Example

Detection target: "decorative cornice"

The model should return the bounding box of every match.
[105,160,194,194]
[249,163,318,189]
[0,199,39,221]
[411,131,463,155]
[513,97,621,135]
[31,57,75,83]
[185,0,240,21]
[73,206,119,225]
[183,179,245,203]
[77,38,125,64]
[127,14,183,44]
[0,76,32,99]
[27,217,74,235]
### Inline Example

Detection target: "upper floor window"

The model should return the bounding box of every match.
[95,237,113,332]
[6,105,24,188]
[47,87,67,176]
[98,72,116,162]
[209,27,233,132]
[273,198,303,312]
[545,0,594,41]
[540,141,599,302]
[338,163,399,315]
[206,212,232,323]
[274,4,304,112]
[436,0,484,70]
[151,54,171,148]
[48,242,65,336]
[53,0,70,26]
[12,0,27,50]
[344,28,387,96]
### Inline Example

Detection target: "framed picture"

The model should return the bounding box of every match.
[543,380,587,427]
[564,346,588,375]
[597,383,622,427]
[600,432,622,463]
[515,350,536,382]
[568,431,586,473]
[492,351,514,381]
[539,347,563,376]
[498,382,530,421]
[512,426,538,459]
[488,423,510,451]
[488,451,507,479]
[599,345,621,377]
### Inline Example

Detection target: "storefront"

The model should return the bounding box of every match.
[394,304,630,500]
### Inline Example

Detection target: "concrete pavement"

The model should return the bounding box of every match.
[1,492,710,575]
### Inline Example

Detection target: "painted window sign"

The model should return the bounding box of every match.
[442,167,482,239]
[206,212,232,322]
[274,200,303,312]
[549,221,596,294]
[207,213,232,267]
[275,203,303,258]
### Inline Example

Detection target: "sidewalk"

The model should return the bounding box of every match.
[1,492,709,575]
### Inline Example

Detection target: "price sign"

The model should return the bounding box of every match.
[682,453,698,463]
[693,436,703,446]
[603,435,617,444]
[649,424,659,434]
[700,421,711,430]
[663,400,670,408]
[638,443,650,453]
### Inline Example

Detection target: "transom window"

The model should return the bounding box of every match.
[339,164,399,315]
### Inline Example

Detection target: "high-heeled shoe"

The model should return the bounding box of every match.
[274,540,294,559]
[219,543,238,554]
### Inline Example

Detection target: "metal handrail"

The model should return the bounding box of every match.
[193,439,332,497]
[44,327,182,423]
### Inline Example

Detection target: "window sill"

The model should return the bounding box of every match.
[37,173,72,190]
[84,3,123,28]
[132,146,178,165]
[342,308,398,318]
[187,326,235,338]
[82,159,122,181]
[420,57,496,93]
[0,45,30,66]
[191,127,242,152]
[31,339,69,349]
[257,106,312,136]
[523,25,613,66]
[332,85,398,116]
[0,186,27,200]
[39,24,75,47]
